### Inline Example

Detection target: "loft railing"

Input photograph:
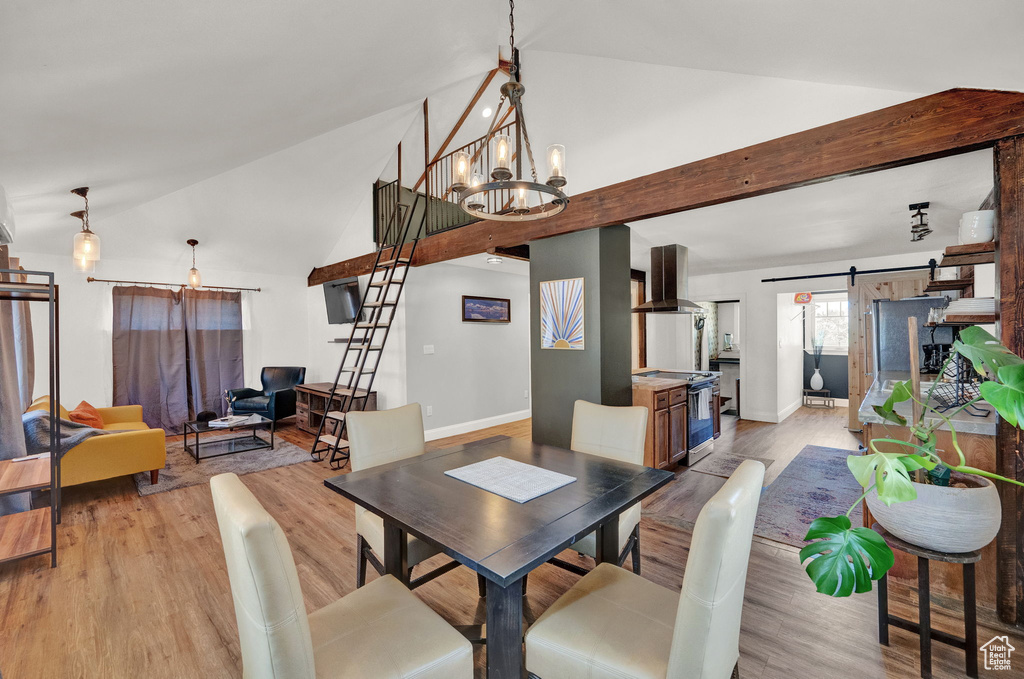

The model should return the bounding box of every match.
[372,119,520,247]
[424,120,518,236]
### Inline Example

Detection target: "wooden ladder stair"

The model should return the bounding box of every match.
[310,195,425,470]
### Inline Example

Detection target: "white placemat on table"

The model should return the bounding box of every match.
[444,456,577,503]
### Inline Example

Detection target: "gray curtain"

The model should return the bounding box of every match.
[9,257,35,411]
[0,246,29,515]
[112,287,189,431]
[184,289,243,418]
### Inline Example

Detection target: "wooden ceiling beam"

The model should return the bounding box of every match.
[309,88,1024,286]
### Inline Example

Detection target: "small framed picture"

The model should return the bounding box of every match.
[462,295,511,323]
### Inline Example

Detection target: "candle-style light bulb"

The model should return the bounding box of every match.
[513,186,530,215]
[546,144,566,188]
[491,135,512,180]
[451,151,470,192]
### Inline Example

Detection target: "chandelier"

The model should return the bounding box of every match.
[453,0,568,222]
[71,187,100,272]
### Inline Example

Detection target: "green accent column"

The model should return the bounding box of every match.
[529,225,632,448]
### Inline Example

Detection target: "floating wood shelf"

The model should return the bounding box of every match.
[944,313,996,325]
[0,508,52,565]
[939,242,995,267]
[0,457,51,496]
[924,278,973,292]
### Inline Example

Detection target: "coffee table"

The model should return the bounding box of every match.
[183,416,275,463]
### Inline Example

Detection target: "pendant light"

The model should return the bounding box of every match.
[71,187,100,272]
[909,202,931,242]
[454,0,569,222]
[187,239,202,289]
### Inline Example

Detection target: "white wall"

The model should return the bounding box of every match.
[17,251,309,408]
[776,293,806,421]
[404,263,531,437]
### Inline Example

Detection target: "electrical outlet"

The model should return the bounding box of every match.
[426,405,433,417]
[423,345,435,355]
[524,389,529,399]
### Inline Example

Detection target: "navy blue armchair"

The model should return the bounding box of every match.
[228,367,306,422]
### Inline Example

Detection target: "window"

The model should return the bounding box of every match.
[805,293,849,353]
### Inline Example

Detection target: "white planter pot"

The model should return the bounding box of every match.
[809,368,824,391]
[866,478,1001,553]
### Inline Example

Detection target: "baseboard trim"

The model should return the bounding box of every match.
[424,409,531,441]
[777,399,803,422]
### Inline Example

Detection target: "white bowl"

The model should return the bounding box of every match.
[959,210,995,244]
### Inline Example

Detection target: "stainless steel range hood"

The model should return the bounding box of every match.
[632,244,704,314]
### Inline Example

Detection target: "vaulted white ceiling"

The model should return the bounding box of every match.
[2,1,1021,275]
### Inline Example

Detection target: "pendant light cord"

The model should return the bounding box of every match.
[508,0,516,75]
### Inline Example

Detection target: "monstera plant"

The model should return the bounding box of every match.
[801,326,1024,597]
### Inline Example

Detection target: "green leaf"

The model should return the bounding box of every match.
[846,453,918,505]
[979,363,1024,427]
[800,516,895,597]
[900,454,937,473]
[871,380,912,426]
[954,326,1024,378]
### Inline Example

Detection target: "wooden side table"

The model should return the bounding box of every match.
[873,524,980,678]
[803,388,835,409]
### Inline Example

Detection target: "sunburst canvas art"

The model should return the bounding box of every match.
[539,277,585,350]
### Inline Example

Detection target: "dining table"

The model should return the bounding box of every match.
[324,434,674,678]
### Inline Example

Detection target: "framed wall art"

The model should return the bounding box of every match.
[539,277,585,350]
[462,295,511,323]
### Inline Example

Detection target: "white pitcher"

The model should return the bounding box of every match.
[959,210,995,244]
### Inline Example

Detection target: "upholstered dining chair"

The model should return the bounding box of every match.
[347,403,461,590]
[550,399,650,576]
[525,459,765,679]
[210,473,473,679]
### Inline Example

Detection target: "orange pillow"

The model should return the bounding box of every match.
[68,401,104,429]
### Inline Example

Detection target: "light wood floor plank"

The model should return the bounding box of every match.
[0,407,1019,678]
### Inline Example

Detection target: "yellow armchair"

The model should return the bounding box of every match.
[26,397,167,487]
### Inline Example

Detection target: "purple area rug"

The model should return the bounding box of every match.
[753,444,863,548]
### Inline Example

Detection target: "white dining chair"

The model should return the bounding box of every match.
[525,459,765,679]
[553,399,649,575]
[210,472,473,679]
[346,403,457,589]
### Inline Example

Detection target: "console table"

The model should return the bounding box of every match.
[295,382,377,435]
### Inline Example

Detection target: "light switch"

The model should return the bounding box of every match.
[426,405,433,416]
[423,345,435,355]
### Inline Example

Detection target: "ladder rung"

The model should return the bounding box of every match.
[325,411,346,421]
[341,368,375,374]
[356,322,390,329]
[319,435,349,448]
[369,278,404,287]
[363,301,397,308]
[379,258,411,267]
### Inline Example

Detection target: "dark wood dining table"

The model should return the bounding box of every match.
[324,435,674,678]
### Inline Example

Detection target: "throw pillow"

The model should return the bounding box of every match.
[68,401,105,429]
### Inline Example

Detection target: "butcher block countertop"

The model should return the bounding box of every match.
[632,375,693,391]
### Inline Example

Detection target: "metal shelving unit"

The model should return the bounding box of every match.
[0,269,60,568]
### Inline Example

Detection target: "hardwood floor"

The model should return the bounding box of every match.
[0,408,1019,678]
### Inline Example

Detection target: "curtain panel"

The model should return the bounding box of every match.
[9,257,35,412]
[112,287,189,430]
[185,289,243,418]
[0,246,30,515]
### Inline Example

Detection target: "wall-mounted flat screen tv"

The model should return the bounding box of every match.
[323,277,363,324]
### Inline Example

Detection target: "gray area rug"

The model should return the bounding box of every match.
[655,445,862,549]
[133,434,312,496]
[690,453,774,479]
[753,444,863,548]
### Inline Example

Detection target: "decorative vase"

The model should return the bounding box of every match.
[865,477,1001,553]
[810,368,824,390]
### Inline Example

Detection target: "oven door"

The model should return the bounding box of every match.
[687,385,715,451]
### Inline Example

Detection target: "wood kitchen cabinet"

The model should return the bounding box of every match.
[634,382,687,469]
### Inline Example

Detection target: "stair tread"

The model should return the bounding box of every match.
[319,435,349,448]
[325,411,346,421]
